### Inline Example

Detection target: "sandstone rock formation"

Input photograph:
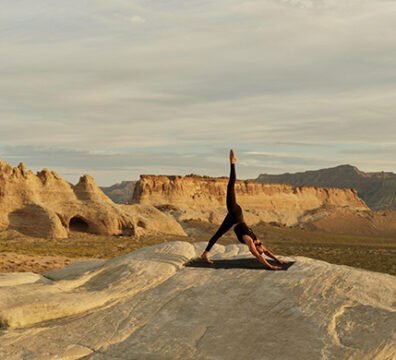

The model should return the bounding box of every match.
[0,241,394,359]
[297,206,396,237]
[256,164,396,210]
[132,174,368,226]
[0,161,185,238]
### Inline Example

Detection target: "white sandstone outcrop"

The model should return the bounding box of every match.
[0,242,394,360]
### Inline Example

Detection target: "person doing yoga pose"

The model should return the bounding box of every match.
[201,149,286,270]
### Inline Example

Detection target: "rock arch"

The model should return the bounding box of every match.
[69,216,90,233]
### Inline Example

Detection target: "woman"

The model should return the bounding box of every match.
[201,149,286,270]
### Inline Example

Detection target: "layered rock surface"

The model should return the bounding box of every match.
[0,161,185,238]
[256,164,396,210]
[0,241,394,360]
[132,174,368,226]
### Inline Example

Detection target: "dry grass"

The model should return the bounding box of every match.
[183,221,396,275]
[0,223,395,275]
[0,230,186,259]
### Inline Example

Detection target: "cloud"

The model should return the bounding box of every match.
[1,0,395,183]
[0,145,236,185]
[130,15,145,24]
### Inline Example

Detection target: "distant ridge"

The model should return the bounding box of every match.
[101,181,136,204]
[256,164,396,210]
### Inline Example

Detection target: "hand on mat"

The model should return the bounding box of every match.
[277,258,289,264]
[269,265,282,270]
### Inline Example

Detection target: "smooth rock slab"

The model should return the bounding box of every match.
[0,272,46,287]
[0,241,395,360]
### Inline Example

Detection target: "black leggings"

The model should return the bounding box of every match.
[205,163,244,252]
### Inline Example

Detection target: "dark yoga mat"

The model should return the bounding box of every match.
[185,257,295,271]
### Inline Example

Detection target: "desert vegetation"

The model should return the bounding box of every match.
[1,222,395,275]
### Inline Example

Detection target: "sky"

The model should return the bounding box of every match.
[1,0,396,185]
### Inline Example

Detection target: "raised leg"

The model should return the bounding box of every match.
[226,150,244,222]
[226,163,237,212]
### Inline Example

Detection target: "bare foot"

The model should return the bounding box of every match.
[201,251,214,264]
[230,149,237,164]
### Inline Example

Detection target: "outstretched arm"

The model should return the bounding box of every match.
[259,242,287,264]
[244,236,282,270]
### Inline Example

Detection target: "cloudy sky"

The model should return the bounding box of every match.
[1,0,396,185]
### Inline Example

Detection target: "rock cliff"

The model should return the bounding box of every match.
[256,164,396,210]
[132,174,368,226]
[0,161,185,238]
[0,241,394,359]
